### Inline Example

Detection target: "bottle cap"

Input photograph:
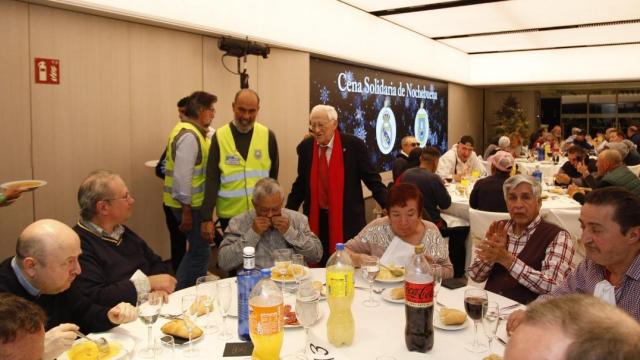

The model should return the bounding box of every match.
[243,246,255,257]
[336,243,345,251]
[260,268,271,278]
[414,244,425,254]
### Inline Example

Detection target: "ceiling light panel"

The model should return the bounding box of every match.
[340,0,453,13]
[441,22,640,53]
[383,0,640,38]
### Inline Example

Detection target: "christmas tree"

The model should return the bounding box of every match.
[494,95,528,142]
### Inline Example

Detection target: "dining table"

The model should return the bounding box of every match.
[91,268,522,360]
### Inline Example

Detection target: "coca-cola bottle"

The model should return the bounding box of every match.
[404,244,434,352]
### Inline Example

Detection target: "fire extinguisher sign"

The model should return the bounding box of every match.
[34,58,60,85]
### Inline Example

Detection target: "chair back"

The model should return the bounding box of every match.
[543,209,585,264]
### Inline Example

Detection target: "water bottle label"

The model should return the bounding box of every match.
[327,272,353,297]
[249,303,283,335]
[405,281,433,307]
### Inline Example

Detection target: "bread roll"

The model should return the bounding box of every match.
[483,354,503,360]
[390,287,404,300]
[439,308,467,325]
[161,319,203,339]
[190,297,212,317]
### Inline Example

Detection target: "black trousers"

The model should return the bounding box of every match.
[440,226,470,278]
[318,209,330,267]
[163,204,186,273]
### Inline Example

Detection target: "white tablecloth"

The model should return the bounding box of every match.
[515,158,566,179]
[102,269,518,359]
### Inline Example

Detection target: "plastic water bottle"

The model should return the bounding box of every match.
[249,269,284,360]
[237,247,261,341]
[326,243,355,346]
[537,147,545,161]
[532,165,543,183]
[404,244,434,352]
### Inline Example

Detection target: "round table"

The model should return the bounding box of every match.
[515,158,566,179]
[104,269,518,359]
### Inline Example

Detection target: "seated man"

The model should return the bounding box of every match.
[0,293,47,360]
[607,139,640,166]
[505,294,640,360]
[0,219,137,360]
[571,129,593,151]
[508,187,640,332]
[436,135,486,182]
[554,145,597,187]
[483,135,510,159]
[73,170,175,307]
[219,178,323,271]
[392,135,418,181]
[468,175,576,304]
[470,150,513,213]
[569,149,640,203]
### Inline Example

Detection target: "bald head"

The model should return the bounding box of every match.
[233,88,260,105]
[232,88,260,133]
[16,219,81,294]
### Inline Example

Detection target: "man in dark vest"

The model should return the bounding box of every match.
[468,175,577,304]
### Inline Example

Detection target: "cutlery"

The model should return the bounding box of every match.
[379,264,404,277]
[355,285,385,294]
[73,330,109,354]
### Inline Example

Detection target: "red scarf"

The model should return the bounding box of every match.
[309,130,345,257]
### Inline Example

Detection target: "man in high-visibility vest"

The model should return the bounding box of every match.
[200,88,279,242]
[163,91,217,289]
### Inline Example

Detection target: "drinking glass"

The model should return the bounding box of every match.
[482,302,500,353]
[181,295,199,357]
[294,280,320,359]
[196,275,219,334]
[291,254,306,291]
[217,281,232,340]
[272,248,293,294]
[464,288,488,353]
[361,257,380,307]
[432,264,443,309]
[137,292,163,358]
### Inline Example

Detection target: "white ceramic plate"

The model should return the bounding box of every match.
[381,289,404,304]
[0,179,47,191]
[433,315,468,331]
[375,275,404,284]
[58,332,134,360]
[270,266,311,283]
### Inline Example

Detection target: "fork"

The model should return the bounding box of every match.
[73,330,109,354]
[355,285,385,294]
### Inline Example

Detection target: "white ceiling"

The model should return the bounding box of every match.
[342,0,640,54]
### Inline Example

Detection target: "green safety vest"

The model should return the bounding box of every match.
[163,121,210,208]
[216,123,271,218]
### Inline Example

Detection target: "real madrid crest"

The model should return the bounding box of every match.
[254,149,263,159]
[376,96,396,155]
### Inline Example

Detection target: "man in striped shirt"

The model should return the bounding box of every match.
[468,175,576,304]
[508,187,640,332]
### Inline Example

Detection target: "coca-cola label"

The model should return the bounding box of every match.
[405,281,433,307]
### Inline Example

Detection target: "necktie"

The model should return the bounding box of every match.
[319,145,329,209]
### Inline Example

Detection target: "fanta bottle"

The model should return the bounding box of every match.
[249,269,284,360]
[326,243,355,346]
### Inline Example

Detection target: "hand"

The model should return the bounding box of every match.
[270,215,290,234]
[148,274,176,294]
[567,184,584,197]
[554,173,570,185]
[0,187,25,207]
[150,290,169,304]
[252,216,271,235]
[179,207,193,233]
[354,253,378,268]
[576,162,590,178]
[43,323,79,360]
[201,221,215,243]
[476,221,513,267]
[507,309,526,335]
[108,302,137,324]
[453,174,463,182]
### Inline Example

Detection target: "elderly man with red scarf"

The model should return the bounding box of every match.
[287,104,388,266]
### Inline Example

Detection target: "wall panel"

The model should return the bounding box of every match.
[448,83,485,152]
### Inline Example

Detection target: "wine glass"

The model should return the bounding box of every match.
[217,281,232,340]
[464,288,488,353]
[432,264,443,309]
[137,292,162,358]
[293,280,320,359]
[361,257,381,307]
[196,275,219,334]
[272,248,293,294]
[181,295,199,357]
[291,254,306,291]
[482,302,500,353]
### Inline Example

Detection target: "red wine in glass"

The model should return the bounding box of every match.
[464,296,486,320]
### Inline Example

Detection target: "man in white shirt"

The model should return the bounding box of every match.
[436,135,486,181]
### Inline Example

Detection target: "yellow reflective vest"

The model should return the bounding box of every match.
[216,123,271,218]
[163,121,210,208]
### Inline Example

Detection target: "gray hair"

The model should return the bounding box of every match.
[503,174,541,201]
[310,104,338,124]
[78,170,119,221]
[252,178,284,204]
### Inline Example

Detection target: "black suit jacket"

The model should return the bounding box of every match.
[286,133,388,241]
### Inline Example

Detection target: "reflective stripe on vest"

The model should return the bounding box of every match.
[215,123,271,218]
[163,121,210,208]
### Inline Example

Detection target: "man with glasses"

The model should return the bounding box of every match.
[164,91,217,289]
[200,88,279,240]
[218,178,322,271]
[436,135,486,182]
[73,170,175,307]
[392,135,419,181]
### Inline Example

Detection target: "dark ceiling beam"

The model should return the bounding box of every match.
[370,0,507,17]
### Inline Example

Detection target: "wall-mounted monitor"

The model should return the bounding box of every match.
[310,57,448,172]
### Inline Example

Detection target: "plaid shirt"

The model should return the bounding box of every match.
[539,254,640,321]
[469,216,576,295]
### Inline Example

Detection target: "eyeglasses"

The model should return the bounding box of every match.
[410,142,420,147]
[103,193,133,202]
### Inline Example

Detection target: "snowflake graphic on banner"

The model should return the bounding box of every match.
[355,108,364,122]
[354,125,367,140]
[320,86,330,104]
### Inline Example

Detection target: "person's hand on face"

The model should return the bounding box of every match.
[252,216,271,235]
[576,161,590,178]
[270,214,290,234]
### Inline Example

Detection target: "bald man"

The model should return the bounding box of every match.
[0,219,137,360]
[569,149,640,203]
